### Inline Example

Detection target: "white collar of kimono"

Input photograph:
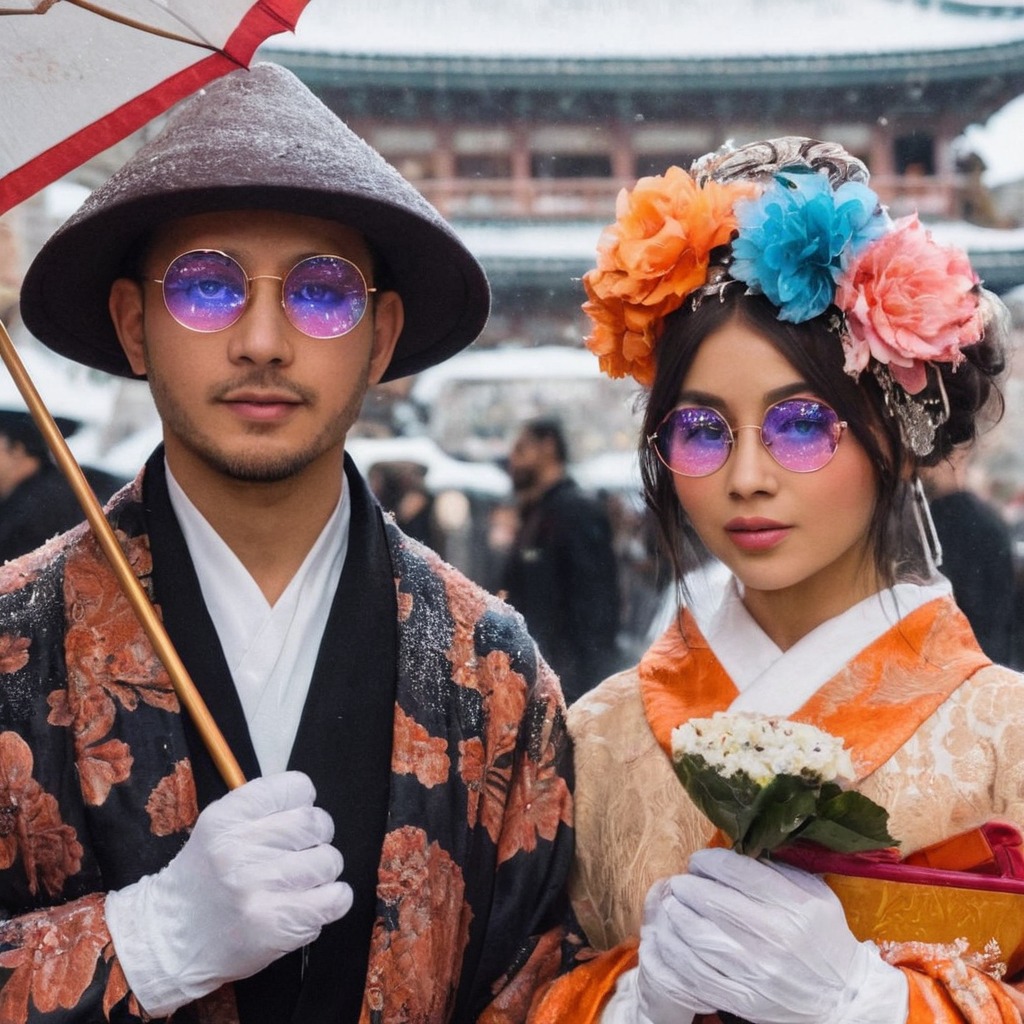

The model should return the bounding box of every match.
[164,459,349,773]
[698,573,953,718]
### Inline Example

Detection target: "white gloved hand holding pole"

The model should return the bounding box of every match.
[105,771,353,1017]
[637,847,907,1024]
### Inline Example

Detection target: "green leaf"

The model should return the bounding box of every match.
[673,754,896,859]
[818,781,843,802]
[795,789,898,852]
[673,754,763,843]
[739,773,819,857]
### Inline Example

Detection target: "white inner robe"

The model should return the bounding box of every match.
[166,462,348,775]
[702,575,953,716]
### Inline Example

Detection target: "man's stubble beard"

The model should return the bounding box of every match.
[145,358,370,484]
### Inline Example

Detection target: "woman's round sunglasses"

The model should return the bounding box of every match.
[150,249,377,339]
[649,397,847,477]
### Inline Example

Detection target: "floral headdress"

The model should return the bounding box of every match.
[582,137,990,456]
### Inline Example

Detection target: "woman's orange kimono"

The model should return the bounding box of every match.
[534,593,1024,1023]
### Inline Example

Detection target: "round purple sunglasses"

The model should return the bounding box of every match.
[649,397,847,477]
[150,249,377,339]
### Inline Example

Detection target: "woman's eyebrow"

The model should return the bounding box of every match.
[675,381,816,409]
[675,388,726,409]
[764,381,817,404]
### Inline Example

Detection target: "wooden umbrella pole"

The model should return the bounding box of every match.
[0,320,245,790]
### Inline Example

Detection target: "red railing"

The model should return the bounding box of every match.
[415,174,968,221]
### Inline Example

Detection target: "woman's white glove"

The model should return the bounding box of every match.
[637,848,907,1024]
[104,771,353,1017]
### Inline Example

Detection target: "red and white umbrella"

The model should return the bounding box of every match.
[0,0,318,787]
[0,0,311,215]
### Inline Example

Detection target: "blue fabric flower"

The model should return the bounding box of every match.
[730,170,887,323]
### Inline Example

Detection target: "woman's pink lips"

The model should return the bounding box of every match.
[725,518,791,552]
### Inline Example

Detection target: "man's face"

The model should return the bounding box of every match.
[507,430,543,493]
[109,210,402,488]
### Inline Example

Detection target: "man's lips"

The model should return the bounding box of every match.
[221,389,303,421]
[724,518,791,552]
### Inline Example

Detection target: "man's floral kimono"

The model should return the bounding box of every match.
[0,451,582,1023]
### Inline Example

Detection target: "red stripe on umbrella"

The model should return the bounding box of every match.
[0,0,313,216]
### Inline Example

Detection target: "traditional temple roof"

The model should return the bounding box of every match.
[259,0,1024,294]
[268,0,1024,92]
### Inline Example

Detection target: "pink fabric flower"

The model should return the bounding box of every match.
[836,215,983,394]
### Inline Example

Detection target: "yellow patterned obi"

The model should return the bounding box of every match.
[782,823,1024,975]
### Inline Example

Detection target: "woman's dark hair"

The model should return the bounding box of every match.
[639,286,1007,593]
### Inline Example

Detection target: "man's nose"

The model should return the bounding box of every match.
[226,276,294,364]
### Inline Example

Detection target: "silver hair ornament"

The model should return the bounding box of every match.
[871,362,951,459]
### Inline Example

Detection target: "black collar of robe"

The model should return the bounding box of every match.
[142,449,397,1024]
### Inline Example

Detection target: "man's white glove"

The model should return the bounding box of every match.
[105,771,353,1017]
[637,847,907,1024]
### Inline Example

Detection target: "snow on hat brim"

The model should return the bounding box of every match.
[20,63,490,383]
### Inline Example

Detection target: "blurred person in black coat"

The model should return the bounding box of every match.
[922,446,1017,665]
[502,416,621,703]
[0,409,126,563]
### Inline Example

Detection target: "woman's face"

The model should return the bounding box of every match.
[667,317,881,644]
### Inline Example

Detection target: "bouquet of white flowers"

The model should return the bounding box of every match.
[672,712,896,858]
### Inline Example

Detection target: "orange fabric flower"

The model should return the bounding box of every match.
[497,744,572,864]
[393,705,451,788]
[0,893,108,1021]
[582,167,760,384]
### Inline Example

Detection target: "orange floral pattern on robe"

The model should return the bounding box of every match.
[0,732,82,898]
[0,895,142,1023]
[362,825,472,1022]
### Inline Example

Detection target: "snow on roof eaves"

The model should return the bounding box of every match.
[269,40,1024,91]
